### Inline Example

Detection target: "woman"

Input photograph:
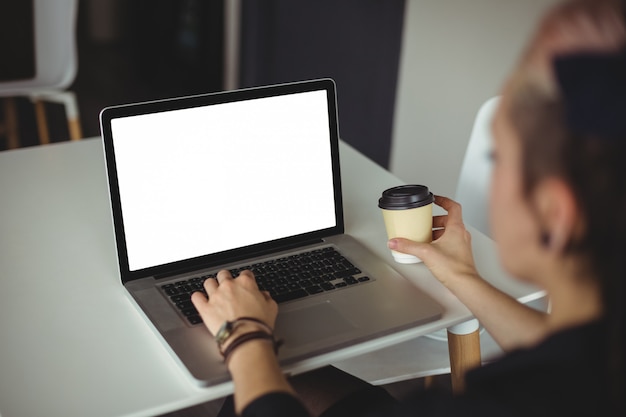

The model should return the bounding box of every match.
[191,0,626,415]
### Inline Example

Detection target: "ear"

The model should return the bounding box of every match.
[531,177,580,253]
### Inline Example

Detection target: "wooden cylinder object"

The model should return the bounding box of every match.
[447,320,481,394]
[68,117,83,141]
[3,98,20,149]
[34,100,50,145]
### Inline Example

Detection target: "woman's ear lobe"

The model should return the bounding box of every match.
[532,177,580,253]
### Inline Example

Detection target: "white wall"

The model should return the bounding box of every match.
[390,0,561,197]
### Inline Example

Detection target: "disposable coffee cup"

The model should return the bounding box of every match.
[378,185,434,264]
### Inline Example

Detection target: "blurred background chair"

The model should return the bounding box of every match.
[0,0,82,150]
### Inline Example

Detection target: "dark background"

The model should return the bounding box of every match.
[5,0,406,168]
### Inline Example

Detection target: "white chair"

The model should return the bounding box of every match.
[333,97,507,391]
[0,0,81,149]
[442,96,501,390]
[455,96,549,312]
[455,97,500,237]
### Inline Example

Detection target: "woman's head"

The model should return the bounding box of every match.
[490,0,626,287]
[489,0,626,408]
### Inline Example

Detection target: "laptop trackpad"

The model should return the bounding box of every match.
[276,302,355,346]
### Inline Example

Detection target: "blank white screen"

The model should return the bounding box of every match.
[111,90,337,271]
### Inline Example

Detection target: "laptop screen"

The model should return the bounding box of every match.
[104,82,341,277]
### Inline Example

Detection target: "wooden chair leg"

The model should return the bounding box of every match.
[33,99,50,145]
[32,91,83,142]
[68,117,82,141]
[447,319,481,394]
[423,375,436,390]
[3,98,20,149]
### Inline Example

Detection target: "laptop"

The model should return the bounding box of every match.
[99,78,442,386]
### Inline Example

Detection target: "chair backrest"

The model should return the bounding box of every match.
[0,0,78,96]
[454,97,500,238]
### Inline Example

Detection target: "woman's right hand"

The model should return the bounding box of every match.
[387,195,480,289]
[191,269,278,337]
[192,270,296,414]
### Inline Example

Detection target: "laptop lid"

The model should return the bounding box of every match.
[100,79,344,284]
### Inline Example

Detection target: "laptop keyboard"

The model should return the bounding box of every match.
[159,247,371,325]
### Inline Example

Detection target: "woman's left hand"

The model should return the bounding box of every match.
[388,195,479,289]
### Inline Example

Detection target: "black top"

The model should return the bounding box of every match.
[242,320,616,417]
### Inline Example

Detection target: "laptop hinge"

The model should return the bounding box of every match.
[153,238,325,280]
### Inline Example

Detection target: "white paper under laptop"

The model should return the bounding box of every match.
[100,79,442,386]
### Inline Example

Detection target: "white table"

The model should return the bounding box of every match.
[0,138,543,417]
